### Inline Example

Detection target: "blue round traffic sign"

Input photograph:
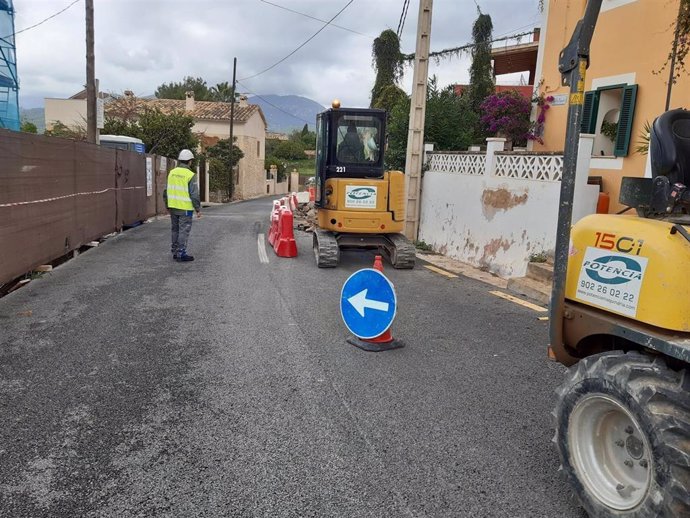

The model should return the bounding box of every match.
[340,268,397,339]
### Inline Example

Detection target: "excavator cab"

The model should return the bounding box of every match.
[314,107,386,205]
[311,102,415,269]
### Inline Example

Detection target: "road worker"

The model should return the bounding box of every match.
[164,149,201,262]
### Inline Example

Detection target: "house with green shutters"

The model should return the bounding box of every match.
[532,0,690,212]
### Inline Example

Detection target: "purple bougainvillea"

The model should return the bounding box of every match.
[480,90,555,145]
[529,93,555,144]
[480,90,533,143]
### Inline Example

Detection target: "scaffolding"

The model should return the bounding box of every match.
[0,0,19,131]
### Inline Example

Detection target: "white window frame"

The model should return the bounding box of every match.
[589,73,636,170]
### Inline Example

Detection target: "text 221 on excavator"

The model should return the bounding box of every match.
[311,100,416,269]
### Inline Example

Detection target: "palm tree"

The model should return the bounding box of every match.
[210,82,236,103]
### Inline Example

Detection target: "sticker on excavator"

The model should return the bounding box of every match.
[575,247,648,318]
[345,186,377,209]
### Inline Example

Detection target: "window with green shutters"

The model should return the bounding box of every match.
[614,85,638,157]
[581,84,638,157]
[581,91,600,134]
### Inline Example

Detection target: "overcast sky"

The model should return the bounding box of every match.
[14,0,543,111]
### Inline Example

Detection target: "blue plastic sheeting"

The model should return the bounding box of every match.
[0,0,19,131]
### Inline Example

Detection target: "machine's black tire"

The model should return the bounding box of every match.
[553,351,690,517]
[313,230,339,268]
[386,233,416,269]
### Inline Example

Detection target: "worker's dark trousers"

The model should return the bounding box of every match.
[170,213,193,255]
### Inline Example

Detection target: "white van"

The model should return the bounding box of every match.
[100,135,146,153]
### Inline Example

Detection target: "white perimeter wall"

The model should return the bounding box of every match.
[419,137,599,278]
[419,171,561,278]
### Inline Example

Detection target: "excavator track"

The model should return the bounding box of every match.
[385,233,416,269]
[313,229,340,268]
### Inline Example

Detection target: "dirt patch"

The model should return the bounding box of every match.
[481,188,528,220]
[481,238,513,266]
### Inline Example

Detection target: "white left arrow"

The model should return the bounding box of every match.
[347,289,390,317]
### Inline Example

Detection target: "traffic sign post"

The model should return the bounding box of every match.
[340,260,404,352]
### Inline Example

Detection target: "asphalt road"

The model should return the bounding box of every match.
[0,197,587,517]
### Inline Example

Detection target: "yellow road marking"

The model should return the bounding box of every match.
[489,291,548,313]
[424,265,458,278]
[538,316,549,321]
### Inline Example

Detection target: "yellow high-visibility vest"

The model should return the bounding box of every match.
[166,167,195,211]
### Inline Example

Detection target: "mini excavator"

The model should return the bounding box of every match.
[311,100,416,269]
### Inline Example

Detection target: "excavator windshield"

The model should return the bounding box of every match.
[314,107,386,205]
[335,114,382,165]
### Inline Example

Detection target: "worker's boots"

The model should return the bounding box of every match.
[174,249,195,262]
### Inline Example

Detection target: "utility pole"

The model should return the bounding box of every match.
[404,0,433,241]
[85,0,96,144]
[549,0,602,354]
[228,57,237,200]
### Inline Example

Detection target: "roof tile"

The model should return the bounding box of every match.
[105,97,263,124]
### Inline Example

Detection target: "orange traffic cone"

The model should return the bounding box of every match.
[347,254,403,352]
[373,254,384,272]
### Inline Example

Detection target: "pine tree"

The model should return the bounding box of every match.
[155,77,212,101]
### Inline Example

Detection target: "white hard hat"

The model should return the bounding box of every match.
[178,149,194,161]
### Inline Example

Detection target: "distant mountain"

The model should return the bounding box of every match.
[249,95,324,134]
[19,107,45,133]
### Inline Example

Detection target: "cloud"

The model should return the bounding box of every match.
[101,43,174,73]
[15,0,542,109]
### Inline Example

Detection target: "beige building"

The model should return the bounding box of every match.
[266,131,289,141]
[44,98,88,131]
[45,90,268,201]
[44,90,110,133]
[107,92,267,201]
[533,0,690,212]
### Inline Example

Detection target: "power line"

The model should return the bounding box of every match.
[259,0,369,38]
[239,0,354,81]
[493,19,540,40]
[396,0,411,39]
[401,0,411,37]
[236,80,312,126]
[403,29,536,61]
[5,0,81,39]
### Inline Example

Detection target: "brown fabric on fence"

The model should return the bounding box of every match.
[0,129,172,286]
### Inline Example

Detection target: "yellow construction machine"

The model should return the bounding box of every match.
[550,1,689,516]
[311,101,415,269]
